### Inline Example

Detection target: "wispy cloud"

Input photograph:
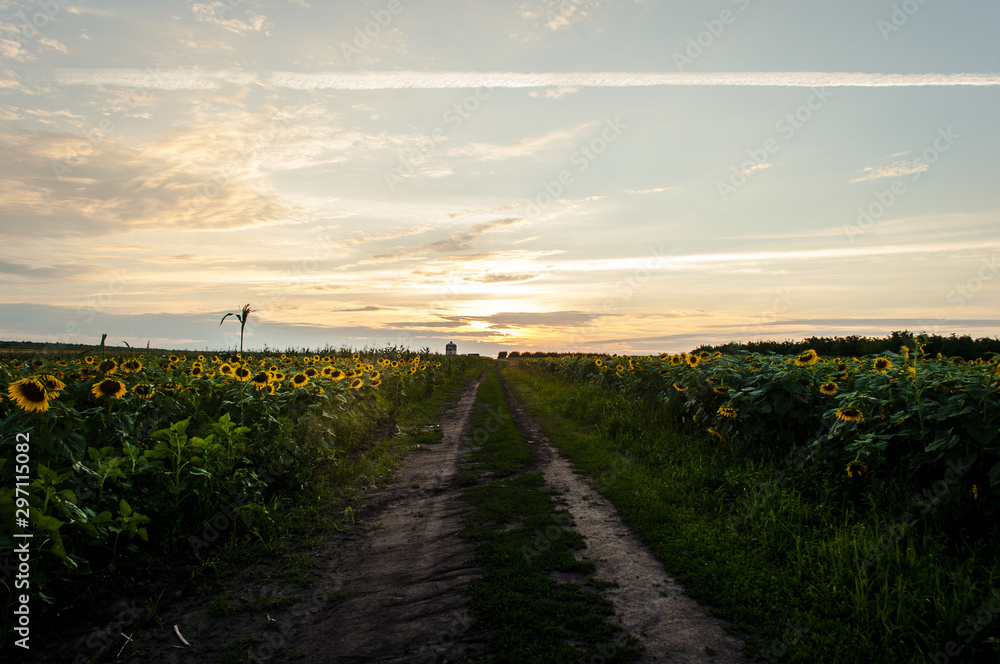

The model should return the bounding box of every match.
[622,186,679,195]
[850,159,929,182]
[55,70,1000,91]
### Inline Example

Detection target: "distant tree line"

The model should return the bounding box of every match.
[502,332,1000,360]
[694,331,1000,360]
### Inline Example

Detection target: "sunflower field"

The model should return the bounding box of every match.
[514,341,1000,661]
[526,343,1000,510]
[0,347,480,623]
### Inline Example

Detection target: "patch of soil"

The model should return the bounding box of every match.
[499,373,752,664]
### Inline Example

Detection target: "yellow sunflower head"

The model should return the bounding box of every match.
[35,374,66,394]
[713,386,730,395]
[132,383,155,399]
[873,357,893,374]
[795,350,819,367]
[846,461,868,478]
[835,407,863,423]
[349,378,363,389]
[717,406,737,418]
[219,363,234,376]
[92,378,127,399]
[8,378,50,412]
[234,367,252,382]
[251,372,270,390]
[97,358,119,374]
[819,382,838,396]
[291,372,309,387]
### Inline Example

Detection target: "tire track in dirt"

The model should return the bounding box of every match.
[500,373,752,664]
[288,373,487,663]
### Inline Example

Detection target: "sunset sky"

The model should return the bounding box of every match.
[2,0,999,355]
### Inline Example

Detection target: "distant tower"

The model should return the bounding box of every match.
[445,341,457,356]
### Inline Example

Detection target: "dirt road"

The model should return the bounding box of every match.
[32,370,750,662]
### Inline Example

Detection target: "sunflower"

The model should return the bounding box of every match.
[672,382,687,392]
[263,384,276,395]
[846,461,868,479]
[30,359,45,370]
[219,363,234,376]
[92,378,127,399]
[234,367,252,382]
[168,355,179,364]
[686,355,700,368]
[291,373,309,387]
[795,350,819,367]
[121,358,143,373]
[835,407,863,422]
[873,357,893,374]
[83,355,97,365]
[352,353,360,361]
[132,383,155,399]
[369,371,380,381]
[189,365,203,377]
[349,378,363,389]
[97,358,118,374]
[35,373,66,394]
[304,367,319,378]
[819,382,838,396]
[250,372,270,390]
[321,366,335,378]
[707,428,722,439]
[371,379,381,387]
[8,378,50,412]
[713,386,730,395]
[718,406,737,418]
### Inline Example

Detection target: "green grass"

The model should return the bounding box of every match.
[458,367,640,664]
[504,363,1000,664]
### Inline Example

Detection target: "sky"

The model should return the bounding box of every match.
[1,0,999,356]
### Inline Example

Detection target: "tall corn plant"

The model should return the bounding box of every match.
[220,304,253,354]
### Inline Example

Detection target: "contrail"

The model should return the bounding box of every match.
[55,69,1000,90]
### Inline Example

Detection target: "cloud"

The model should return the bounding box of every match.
[190,3,273,36]
[360,218,525,265]
[850,158,929,182]
[471,273,538,283]
[528,85,579,99]
[447,123,597,161]
[0,259,89,280]
[55,69,1000,91]
[622,186,679,195]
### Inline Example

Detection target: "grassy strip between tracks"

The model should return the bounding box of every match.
[503,362,1000,664]
[458,366,640,664]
